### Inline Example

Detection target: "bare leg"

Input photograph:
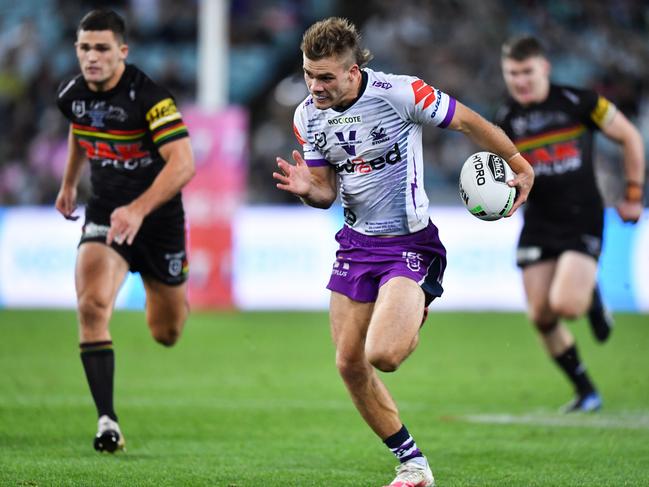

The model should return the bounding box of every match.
[330,277,425,439]
[142,276,189,347]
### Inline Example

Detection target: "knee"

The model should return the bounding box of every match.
[366,349,401,373]
[549,297,581,320]
[150,322,182,347]
[78,294,111,329]
[533,320,558,335]
[528,304,556,331]
[147,303,187,347]
[336,354,370,384]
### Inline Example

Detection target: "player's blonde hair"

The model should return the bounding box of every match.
[301,17,373,68]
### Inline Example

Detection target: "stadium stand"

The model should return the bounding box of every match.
[0,0,647,205]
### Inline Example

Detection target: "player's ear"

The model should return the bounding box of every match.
[119,44,129,60]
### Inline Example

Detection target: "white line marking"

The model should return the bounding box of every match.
[462,413,649,430]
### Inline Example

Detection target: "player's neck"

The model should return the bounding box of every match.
[87,62,126,93]
[524,80,551,106]
[333,70,366,111]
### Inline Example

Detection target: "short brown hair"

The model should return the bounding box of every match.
[501,35,546,61]
[78,9,127,43]
[301,17,373,67]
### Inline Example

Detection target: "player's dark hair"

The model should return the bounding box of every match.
[78,9,127,43]
[301,17,373,68]
[501,35,546,61]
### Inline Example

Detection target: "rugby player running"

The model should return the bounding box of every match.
[55,9,195,452]
[496,36,645,412]
[274,17,534,487]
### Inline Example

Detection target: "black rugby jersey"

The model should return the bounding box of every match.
[495,84,616,234]
[57,64,189,212]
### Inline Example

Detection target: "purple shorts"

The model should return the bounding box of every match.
[327,221,447,303]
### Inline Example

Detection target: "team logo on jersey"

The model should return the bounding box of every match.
[335,131,360,156]
[83,101,128,128]
[369,123,389,145]
[72,100,86,117]
[402,251,424,272]
[166,251,186,277]
[314,132,327,150]
[327,115,363,126]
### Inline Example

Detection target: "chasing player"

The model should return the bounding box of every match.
[55,9,195,451]
[496,35,645,412]
[274,17,534,487]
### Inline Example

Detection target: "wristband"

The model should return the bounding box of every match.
[625,181,644,203]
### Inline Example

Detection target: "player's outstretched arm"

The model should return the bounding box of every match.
[448,101,534,216]
[600,110,645,223]
[107,137,195,245]
[273,150,337,209]
[55,126,86,221]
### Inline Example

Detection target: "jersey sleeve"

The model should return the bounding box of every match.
[589,94,617,129]
[293,103,328,167]
[140,80,189,148]
[383,74,456,128]
[56,77,79,121]
[568,87,617,130]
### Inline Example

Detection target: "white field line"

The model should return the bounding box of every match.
[462,413,649,430]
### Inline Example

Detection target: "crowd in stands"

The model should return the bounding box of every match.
[1,0,647,206]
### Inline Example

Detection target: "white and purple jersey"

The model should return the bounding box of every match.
[293,68,456,236]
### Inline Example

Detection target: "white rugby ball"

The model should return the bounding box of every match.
[459,151,516,221]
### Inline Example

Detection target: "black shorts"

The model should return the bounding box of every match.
[79,204,188,286]
[516,230,602,268]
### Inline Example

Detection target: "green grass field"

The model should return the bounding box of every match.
[1,310,648,486]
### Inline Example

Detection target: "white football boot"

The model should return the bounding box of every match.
[94,415,126,453]
[384,457,435,487]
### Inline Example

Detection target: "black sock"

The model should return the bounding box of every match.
[588,284,604,314]
[588,284,605,322]
[554,344,596,396]
[80,341,117,421]
[384,424,424,464]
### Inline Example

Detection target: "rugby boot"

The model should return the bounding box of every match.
[561,391,602,413]
[94,415,125,453]
[384,457,435,487]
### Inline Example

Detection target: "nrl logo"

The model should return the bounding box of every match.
[72,100,86,117]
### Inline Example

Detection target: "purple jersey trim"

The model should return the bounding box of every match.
[439,97,456,128]
[306,158,329,167]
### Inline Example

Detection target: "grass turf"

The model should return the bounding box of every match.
[0,310,648,486]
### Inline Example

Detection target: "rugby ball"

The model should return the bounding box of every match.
[459,152,516,221]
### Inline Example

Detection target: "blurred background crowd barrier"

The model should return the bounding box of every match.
[0,0,647,310]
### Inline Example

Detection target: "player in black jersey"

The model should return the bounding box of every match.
[496,36,645,412]
[55,9,195,451]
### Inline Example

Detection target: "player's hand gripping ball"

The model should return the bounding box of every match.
[459,151,516,221]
